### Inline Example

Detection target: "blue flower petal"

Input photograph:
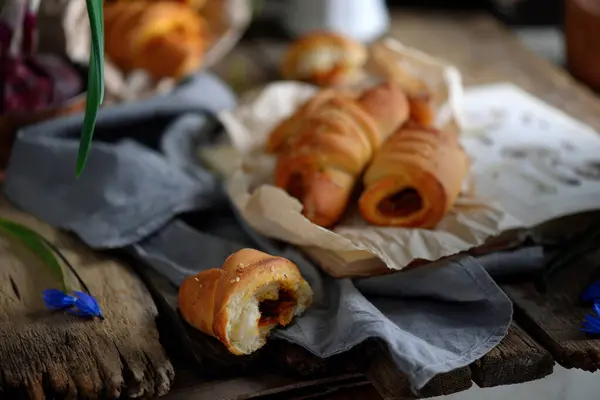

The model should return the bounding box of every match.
[581,280,600,303]
[73,291,103,319]
[581,312,600,334]
[43,289,76,310]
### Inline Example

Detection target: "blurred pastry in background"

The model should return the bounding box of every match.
[104,1,207,80]
[367,39,437,127]
[281,32,368,87]
[175,0,207,10]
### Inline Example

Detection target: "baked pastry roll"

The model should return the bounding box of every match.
[178,249,313,355]
[281,32,368,87]
[266,88,361,154]
[104,1,207,79]
[359,125,469,228]
[368,40,437,127]
[269,82,410,228]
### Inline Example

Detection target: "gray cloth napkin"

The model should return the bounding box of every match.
[3,73,541,391]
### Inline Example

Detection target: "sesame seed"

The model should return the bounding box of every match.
[235,277,240,282]
[194,277,199,282]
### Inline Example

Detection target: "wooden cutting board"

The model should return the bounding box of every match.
[0,197,174,399]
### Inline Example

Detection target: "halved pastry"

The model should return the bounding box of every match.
[178,249,313,355]
[359,125,469,228]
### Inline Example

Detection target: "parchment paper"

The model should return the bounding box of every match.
[209,39,525,273]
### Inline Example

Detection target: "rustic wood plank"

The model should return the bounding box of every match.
[0,197,174,399]
[502,246,600,372]
[471,323,554,387]
[287,384,382,400]
[166,372,367,400]
[364,342,472,400]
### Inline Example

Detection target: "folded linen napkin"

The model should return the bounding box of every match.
[4,73,535,391]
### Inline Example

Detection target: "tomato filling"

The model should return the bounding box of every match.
[377,188,423,218]
[258,290,297,327]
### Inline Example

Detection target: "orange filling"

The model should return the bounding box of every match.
[258,290,296,327]
[377,188,423,218]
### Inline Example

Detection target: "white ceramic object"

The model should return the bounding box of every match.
[282,0,390,43]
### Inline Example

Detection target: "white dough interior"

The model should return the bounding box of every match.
[225,280,312,355]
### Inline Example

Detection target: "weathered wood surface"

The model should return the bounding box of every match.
[365,342,472,400]
[503,246,600,372]
[0,197,173,399]
[471,323,554,387]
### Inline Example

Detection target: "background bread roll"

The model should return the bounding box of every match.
[281,32,368,87]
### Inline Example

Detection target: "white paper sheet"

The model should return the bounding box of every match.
[461,83,600,227]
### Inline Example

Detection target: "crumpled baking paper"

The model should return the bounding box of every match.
[209,38,523,277]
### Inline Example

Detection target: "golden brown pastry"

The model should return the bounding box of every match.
[176,0,207,10]
[104,1,207,79]
[359,125,469,228]
[270,82,410,228]
[266,89,356,154]
[178,248,313,355]
[407,95,436,127]
[367,40,437,127]
[281,32,368,87]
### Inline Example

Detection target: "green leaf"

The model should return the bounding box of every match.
[0,218,67,292]
[77,0,105,177]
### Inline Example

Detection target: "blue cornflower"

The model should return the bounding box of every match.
[581,301,600,335]
[581,280,600,303]
[42,289,103,319]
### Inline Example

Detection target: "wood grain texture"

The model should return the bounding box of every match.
[364,342,472,400]
[502,248,600,372]
[0,198,173,399]
[471,323,554,387]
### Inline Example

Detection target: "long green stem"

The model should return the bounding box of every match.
[77,0,105,177]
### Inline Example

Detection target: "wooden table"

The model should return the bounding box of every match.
[162,9,600,400]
